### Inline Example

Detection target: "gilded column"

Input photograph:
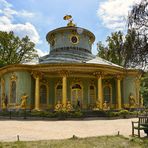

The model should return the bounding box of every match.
[135,77,140,106]
[116,75,122,109]
[59,70,69,107]
[94,72,103,109]
[32,72,42,110]
[35,76,40,110]
[62,75,67,107]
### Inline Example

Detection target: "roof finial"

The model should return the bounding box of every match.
[63,15,76,27]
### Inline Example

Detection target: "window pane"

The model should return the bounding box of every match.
[89,85,96,105]
[104,86,110,103]
[40,85,47,104]
[56,85,62,102]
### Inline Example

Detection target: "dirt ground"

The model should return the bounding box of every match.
[0,118,146,141]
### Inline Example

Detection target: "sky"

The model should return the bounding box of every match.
[0,0,141,56]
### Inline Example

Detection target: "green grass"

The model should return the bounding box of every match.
[0,135,148,148]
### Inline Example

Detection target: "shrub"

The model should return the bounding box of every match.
[118,109,129,118]
[72,111,83,118]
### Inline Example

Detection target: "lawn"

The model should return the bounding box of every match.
[0,135,148,148]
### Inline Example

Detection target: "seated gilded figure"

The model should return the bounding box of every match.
[2,93,8,110]
[20,93,28,109]
[93,100,100,110]
[129,93,136,108]
[66,101,73,111]
[2,93,7,109]
[54,100,62,111]
[103,101,109,110]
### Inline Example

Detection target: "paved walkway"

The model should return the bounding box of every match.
[0,118,146,141]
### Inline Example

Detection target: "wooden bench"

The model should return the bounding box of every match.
[132,116,148,137]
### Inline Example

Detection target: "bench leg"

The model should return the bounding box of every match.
[138,129,140,138]
[132,127,134,136]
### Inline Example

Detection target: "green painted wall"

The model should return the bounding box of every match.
[2,71,32,106]
[123,76,136,104]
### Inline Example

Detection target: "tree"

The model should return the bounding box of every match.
[128,0,148,34]
[97,31,124,66]
[97,30,139,67]
[128,0,148,69]
[0,31,38,67]
[128,0,148,107]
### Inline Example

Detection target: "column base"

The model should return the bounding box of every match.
[32,108,41,111]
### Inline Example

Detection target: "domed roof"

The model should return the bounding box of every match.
[39,16,122,68]
[39,17,96,64]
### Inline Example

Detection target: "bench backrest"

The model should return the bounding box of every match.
[139,116,148,124]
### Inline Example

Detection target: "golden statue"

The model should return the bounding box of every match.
[66,101,73,111]
[129,93,136,108]
[103,101,108,110]
[63,15,76,27]
[96,100,100,109]
[2,93,8,110]
[55,100,62,111]
[20,93,28,109]
[2,93,6,109]
[93,100,100,110]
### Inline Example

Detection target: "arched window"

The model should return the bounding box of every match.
[103,86,111,103]
[71,83,82,107]
[89,85,96,105]
[55,84,62,102]
[40,84,47,104]
[10,81,16,103]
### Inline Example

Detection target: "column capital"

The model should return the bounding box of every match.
[93,71,104,78]
[31,71,43,79]
[116,74,123,80]
[58,70,70,77]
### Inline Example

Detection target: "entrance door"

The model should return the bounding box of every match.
[71,84,82,108]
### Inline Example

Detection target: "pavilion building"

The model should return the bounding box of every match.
[0,16,141,111]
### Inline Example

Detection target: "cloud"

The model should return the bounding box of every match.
[36,48,48,57]
[0,22,40,44]
[17,10,35,18]
[0,0,12,8]
[0,0,40,44]
[97,0,141,31]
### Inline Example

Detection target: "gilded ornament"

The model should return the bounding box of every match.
[20,93,28,109]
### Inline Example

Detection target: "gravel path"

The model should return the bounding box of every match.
[0,118,146,141]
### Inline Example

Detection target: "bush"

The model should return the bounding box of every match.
[118,110,129,118]
[72,111,83,118]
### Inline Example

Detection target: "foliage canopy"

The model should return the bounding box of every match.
[0,31,38,67]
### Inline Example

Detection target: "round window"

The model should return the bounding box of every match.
[70,35,79,44]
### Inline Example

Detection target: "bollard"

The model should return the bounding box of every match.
[118,131,120,136]
[9,111,12,119]
[24,109,27,119]
[17,135,20,141]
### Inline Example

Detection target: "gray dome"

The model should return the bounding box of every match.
[39,26,95,64]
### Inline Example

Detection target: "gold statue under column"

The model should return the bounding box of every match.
[66,101,73,111]
[2,93,8,110]
[129,93,136,108]
[54,100,62,111]
[20,93,28,109]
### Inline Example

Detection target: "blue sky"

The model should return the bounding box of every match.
[0,0,140,56]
